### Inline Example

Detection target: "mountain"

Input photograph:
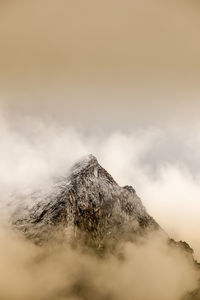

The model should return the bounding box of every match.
[13,154,160,247]
[11,154,200,300]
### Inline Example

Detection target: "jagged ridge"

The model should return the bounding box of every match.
[14,154,159,246]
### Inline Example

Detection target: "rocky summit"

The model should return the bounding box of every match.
[13,154,160,247]
[12,154,200,299]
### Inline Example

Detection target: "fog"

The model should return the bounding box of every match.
[0,227,198,300]
[1,112,200,299]
[1,113,200,255]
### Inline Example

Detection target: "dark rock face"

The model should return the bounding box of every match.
[168,239,194,255]
[13,155,159,246]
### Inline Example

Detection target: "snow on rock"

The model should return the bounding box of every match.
[13,154,159,246]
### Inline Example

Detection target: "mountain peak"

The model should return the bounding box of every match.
[70,154,98,174]
[14,155,159,246]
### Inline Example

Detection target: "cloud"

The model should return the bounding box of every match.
[0,226,198,300]
[1,112,200,298]
[1,113,200,259]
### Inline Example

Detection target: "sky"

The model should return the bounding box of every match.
[1,0,200,260]
[0,0,200,128]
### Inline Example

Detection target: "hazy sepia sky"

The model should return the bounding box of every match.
[0,0,200,127]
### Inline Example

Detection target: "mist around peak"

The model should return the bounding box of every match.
[1,113,200,299]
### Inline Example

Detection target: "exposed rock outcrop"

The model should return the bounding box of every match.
[13,155,159,247]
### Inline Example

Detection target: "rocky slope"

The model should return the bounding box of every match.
[13,154,160,247]
[11,154,200,300]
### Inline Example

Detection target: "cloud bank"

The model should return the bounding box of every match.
[1,112,200,299]
[1,113,200,257]
[0,227,198,300]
